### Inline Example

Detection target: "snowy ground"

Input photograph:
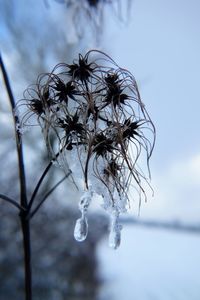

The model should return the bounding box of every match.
[97,225,200,300]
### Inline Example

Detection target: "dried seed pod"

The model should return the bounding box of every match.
[18,50,155,248]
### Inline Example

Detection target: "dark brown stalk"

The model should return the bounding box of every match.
[28,151,62,211]
[0,53,27,207]
[20,214,32,300]
[0,193,25,210]
[0,53,32,300]
[28,160,53,210]
[28,171,71,219]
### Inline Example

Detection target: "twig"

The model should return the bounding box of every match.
[29,171,71,219]
[28,151,63,210]
[28,160,53,210]
[0,193,25,210]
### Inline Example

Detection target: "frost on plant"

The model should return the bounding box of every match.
[17,50,155,249]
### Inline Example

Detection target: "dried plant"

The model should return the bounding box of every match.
[17,50,155,249]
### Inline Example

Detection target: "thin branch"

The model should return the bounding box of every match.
[28,160,53,210]
[0,52,27,208]
[0,193,25,211]
[28,171,71,219]
[28,151,62,210]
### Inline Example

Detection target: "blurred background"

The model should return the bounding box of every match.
[0,0,200,299]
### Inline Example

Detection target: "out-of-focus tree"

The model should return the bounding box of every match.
[0,1,135,299]
[0,1,107,299]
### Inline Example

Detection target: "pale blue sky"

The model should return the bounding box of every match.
[1,0,200,223]
[102,0,200,222]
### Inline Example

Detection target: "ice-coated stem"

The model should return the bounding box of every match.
[74,188,93,242]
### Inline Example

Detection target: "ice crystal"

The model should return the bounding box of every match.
[74,216,88,242]
[108,211,122,249]
[15,123,29,135]
[79,189,93,213]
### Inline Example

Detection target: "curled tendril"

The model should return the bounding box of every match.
[17,49,155,222]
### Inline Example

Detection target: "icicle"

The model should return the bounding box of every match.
[74,214,88,242]
[108,211,122,249]
[79,189,92,213]
[74,188,93,242]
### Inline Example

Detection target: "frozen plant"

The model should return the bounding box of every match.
[17,50,155,248]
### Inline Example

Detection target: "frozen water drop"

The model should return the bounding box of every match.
[15,123,29,135]
[108,210,122,249]
[74,217,88,242]
[109,227,121,249]
[79,189,93,212]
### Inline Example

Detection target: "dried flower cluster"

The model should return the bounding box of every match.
[17,50,155,248]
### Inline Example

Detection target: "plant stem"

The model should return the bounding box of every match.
[28,151,62,211]
[29,172,71,219]
[0,193,25,210]
[20,214,32,300]
[28,160,53,210]
[0,53,32,300]
[0,53,27,207]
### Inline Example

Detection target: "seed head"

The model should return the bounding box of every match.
[17,50,155,247]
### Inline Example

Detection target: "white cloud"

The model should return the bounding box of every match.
[170,154,200,186]
[138,153,200,224]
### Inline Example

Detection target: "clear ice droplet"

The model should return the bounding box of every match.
[108,211,122,249]
[74,216,88,242]
[79,189,92,212]
[109,228,121,249]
